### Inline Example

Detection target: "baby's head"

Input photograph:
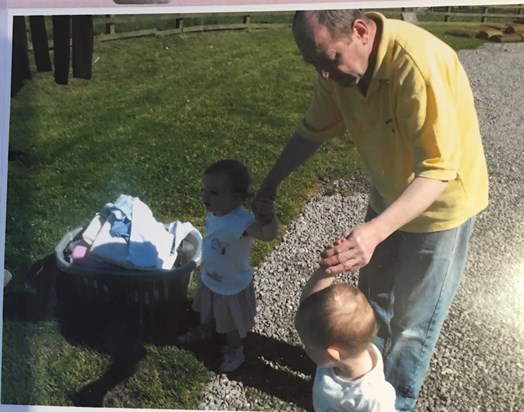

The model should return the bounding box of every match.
[294,283,377,367]
[201,159,251,216]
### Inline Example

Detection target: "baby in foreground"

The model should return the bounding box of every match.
[295,253,396,411]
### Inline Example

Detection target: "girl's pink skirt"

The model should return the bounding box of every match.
[192,278,256,338]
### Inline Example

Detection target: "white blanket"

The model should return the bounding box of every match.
[89,195,196,271]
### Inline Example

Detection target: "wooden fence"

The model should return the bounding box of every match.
[23,7,524,47]
[95,6,524,42]
[97,12,291,42]
[410,5,524,23]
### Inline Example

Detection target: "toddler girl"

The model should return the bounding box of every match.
[177,159,278,372]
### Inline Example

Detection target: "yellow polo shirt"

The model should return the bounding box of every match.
[296,12,489,233]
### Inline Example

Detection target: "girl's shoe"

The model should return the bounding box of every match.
[176,327,211,344]
[220,345,245,372]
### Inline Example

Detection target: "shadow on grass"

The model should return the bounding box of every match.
[54,275,201,407]
[3,254,198,407]
[3,255,314,409]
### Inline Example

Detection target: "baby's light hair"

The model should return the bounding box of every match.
[295,283,377,355]
[203,159,251,201]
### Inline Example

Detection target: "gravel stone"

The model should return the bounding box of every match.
[197,42,524,411]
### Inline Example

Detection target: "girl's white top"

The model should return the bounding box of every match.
[200,206,255,295]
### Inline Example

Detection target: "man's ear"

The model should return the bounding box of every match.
[327,345,341,362]
[352,19,369,44]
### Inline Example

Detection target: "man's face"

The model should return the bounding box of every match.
[296,13,370,87]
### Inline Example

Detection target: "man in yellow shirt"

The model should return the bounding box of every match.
[253,9,488,411]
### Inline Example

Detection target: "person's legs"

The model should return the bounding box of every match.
[29,16,52,72]
[220,329,245,372]
[52,15,71,85]
[215,284,255,372]
[386,217,475,411]
[72,15,93,79]
[177,278,214,344]
[226,330,242,349]
[358,207,398,353]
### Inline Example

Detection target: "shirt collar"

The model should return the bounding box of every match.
[366,11,391,83]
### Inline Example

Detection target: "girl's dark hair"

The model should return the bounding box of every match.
[204,159,251,200]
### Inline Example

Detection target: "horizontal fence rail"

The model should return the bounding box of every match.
[412,5,524,23]
[98,12,292,41]
[23,7,524,49]
[97,7,524,41]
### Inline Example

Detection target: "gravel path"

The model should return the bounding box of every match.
[197,42,524,411]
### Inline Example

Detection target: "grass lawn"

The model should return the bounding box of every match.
[2,15,488,409]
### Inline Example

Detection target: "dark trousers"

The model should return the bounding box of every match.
[52,15,93,85]
[29,16,52,72]
[11,16,31,97]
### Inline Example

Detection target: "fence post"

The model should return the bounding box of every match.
[175,17,184,31]
[481,6,489,23]
[445,6,452,22]
[243,14,251,29]
[105,15,115,34]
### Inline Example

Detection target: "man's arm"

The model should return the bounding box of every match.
[253,132,322,219]
[321,176,448,274]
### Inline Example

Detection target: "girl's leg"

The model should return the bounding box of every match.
[215,283,255,372]
[177,278,215,344]
[221,329,245,372]
[226,329,242,350]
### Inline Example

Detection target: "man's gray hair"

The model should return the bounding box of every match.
[293,9,367,39]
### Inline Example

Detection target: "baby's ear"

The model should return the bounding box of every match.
[327,346,341,362]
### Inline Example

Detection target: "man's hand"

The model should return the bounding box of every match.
[252,187,276,224]
[320,177,449,275]
[320,222,381,275]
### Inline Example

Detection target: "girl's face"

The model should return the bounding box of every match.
[201,173,242,216]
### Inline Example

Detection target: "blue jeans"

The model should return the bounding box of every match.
[358,207,475,412]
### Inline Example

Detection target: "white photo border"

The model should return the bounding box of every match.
[0,1,520,411]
